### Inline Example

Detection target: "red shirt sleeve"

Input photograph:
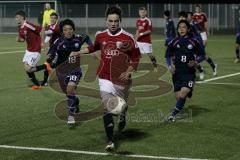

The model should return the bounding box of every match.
[129,40,141,70]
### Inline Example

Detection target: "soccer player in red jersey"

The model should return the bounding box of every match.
[135,7,157,71]
[15,10,51,89]
[43,12,60,47]
[193,5,208,46]
[193,5,217,76]
[70,6,141,151]
[41,12,61,86]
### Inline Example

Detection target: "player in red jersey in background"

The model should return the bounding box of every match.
[135,7,157,71]
[70,6,141,152]
[193,5,217,76]
[41,12,60,86]
[43,12,60,47]
[193,4,208,46]
[15,10,51,89]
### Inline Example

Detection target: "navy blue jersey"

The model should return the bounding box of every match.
[48,33,92,67]
[236,27,240,45]
[166,36,202,76]
[165,18,176,39]
[189,21,203,42]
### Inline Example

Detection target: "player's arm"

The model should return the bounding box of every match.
[119,41,141,80]
[70,35,100,57]
[42,11,47,28]
[170,21,176,38]
[203,14,208,33]
[139,19,152,37]
[16,35,25,42]
[165,40,175,74]
[46,38,59,65]
[139,29,151,37]
[16,29,25,42]
[135,21,139,41]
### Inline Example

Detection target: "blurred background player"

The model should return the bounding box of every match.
[41,12,61,86]
[43,12,60,47]
[135,7,157,71]
[234,26,240,63]
[47,19,93,127]
[165,20,203,121]
[70,6,141,152]
[163,10,176,62]
[42,3,56,29]
[15,10,51,89]
[188,11,217,77]
[178,11,188,20]
[193,4,208,46]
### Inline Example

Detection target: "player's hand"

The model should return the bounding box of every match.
[188,60,195,67]
[119,71,131,81]
[134,33,139,41]
[16,37,24,42]
[169,65,175,74]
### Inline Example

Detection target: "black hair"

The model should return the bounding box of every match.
[59,19,75,33]
[177,20,191,31]
[50,12,58,18]
[187,11,193,16]
[105,6,122,22]
[164,10,170,17]
[139,7,147,10]
[178,11,187,19]
[15,10,26,19]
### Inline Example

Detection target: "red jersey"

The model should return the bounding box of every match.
[18,21,42,52]
[88,29,141,85]
[45,23,60,46]
[193,12,207,32]
[136,17,152,43]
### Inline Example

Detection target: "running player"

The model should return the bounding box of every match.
[47,19,92,127]
[165,20,203,121]
[135,7,157,71]
[15,10,51,89]
[187,11,217,78]
[70,6,141,151]
[163,10,176,52]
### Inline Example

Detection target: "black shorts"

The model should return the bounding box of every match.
[56,67,82,93]
[236,35,240,44]
[172,74,195,92]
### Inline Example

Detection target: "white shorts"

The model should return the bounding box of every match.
[22,50,41,67]
[200,32,207,41]
[99,78,117,95]
[98,78,130,100]
[136,42,152,54]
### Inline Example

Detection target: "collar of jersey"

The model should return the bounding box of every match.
[21,20,27,28]
[107,28,122,36]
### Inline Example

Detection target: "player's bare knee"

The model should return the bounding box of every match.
[66,85,76,96]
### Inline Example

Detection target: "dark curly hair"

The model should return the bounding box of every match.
[105,6,122,22]
[15,10,26,19]
[59,19,75,34]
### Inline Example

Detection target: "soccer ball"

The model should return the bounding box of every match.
[107,96,127,115]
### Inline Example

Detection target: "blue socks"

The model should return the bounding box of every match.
[172,97,186,116]
[67,95,79,115]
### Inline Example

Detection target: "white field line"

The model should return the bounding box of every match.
[0,50,24,55]
[196,72,240,84]
[0,145,213,160]
[196,82,240,86]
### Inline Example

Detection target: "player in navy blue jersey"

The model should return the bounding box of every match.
[163,10,176,49]
[234,26,240,63]
[187,12,217,79]
[165,20,203,122]
[47,19,93,127]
